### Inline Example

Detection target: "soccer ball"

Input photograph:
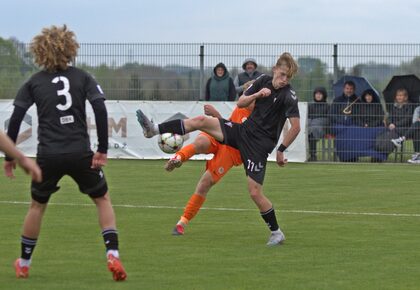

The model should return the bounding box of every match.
[158,133,184,154]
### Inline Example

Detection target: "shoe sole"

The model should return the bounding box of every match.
[165,159,182,172]
[136,109,154,138]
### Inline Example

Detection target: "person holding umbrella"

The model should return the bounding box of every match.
[391,102,420,164]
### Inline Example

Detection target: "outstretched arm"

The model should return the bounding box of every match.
[2,106,42,182]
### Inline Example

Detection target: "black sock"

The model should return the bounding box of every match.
[102,228,119,251]
[158,119,185,135]
[21,236,37,260]
[260,208,279,231]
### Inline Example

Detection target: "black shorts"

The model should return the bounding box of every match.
[218,119,268,185]
[31,152,108,203]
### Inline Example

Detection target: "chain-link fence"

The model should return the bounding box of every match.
[1,41,420,163]
[1,42,420,101]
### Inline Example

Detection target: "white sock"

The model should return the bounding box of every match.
[107,249,120,259]
[19,258,31,267]
[153,124,160,135]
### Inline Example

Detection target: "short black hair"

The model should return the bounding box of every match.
[344,80,356,88]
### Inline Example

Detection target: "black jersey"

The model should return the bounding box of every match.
[13,67,105,155]
[242,75,300,152]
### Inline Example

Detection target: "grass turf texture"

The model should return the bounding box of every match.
[1,159,420,290]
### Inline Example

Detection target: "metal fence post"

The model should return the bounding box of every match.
[199,44,204,101]
[333,44,338,82]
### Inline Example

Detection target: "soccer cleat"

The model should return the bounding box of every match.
[408,153,420,164]
[107,254,127,281]
[14,259,29,278]
[391,137,403,148]
[172,224,185,236]
[136,109,156,138]
[266,229,286,246]
[165,156,183,172]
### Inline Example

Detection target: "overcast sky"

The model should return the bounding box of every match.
[1,0,419,43]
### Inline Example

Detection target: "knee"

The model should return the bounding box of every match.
[190,115,207,129]
[194,136,210,153]
[92,192,110,205]
[30,199,47,212]
[248,186,262,201]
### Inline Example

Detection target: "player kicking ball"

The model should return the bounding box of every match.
[137,53,300,246]
[4,25,126,281]
[166,102,254,235]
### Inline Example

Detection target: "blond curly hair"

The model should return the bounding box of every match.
[30,25,79,72]
[275,52,298,79]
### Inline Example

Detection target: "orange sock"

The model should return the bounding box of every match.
[176,144,196,162]
[180,193,206,224]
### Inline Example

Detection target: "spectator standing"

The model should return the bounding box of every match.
[205,63,236,101]
[233,58,263,96]
[307,87,329,161]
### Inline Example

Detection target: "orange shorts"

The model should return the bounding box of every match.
[199,133,242,183]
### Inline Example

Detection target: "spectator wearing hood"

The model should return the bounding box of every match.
[205,63,236,101]
[329,80,359,125]
[233,58,263,96]
[353,89,385,127]
[308,87,330,161]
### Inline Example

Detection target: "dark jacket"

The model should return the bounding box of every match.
[388,102,416,129]
[353,89,385,127]
[205,63,236,101]
[329,93,359,125]
[308,87,329,119]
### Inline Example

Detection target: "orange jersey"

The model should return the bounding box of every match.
[229,106,252,124]
[203,105,253,183]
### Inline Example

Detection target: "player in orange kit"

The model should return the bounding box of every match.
[167,100,254,235]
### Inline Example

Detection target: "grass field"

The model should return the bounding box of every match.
[1,159,420,290]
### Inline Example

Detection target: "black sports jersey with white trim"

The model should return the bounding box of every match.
[13,67,104,155]
[242,75,299,152]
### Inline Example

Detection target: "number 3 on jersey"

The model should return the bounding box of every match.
[52,76,72,111]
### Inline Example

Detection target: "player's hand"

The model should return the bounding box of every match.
[91,152,107,169]
[257,88,271,98]
[16,157,42,182]
[4,160,17,179]
[204,104,219,117]
[389,123,396,130]
[276,151,288,167]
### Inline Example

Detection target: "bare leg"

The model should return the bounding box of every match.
[91,192,116,230]
[193,134,212,154]
[183,116,224,142]
[247,177,272,212]
[195,170,215,197]
[22,199,48,238]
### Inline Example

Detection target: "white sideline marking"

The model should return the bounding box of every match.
[1,200,420,218]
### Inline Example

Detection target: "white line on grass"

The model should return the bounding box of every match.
[1,200,420,218]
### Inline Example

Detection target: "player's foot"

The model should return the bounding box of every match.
[391,137,404,148]
[165,155,182,172]
[266,229,285,246]
[14,259,29,278]
[107,254,127,281]
[136,109,156,138]
[408,153,420,164]
[172,224,185,236]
